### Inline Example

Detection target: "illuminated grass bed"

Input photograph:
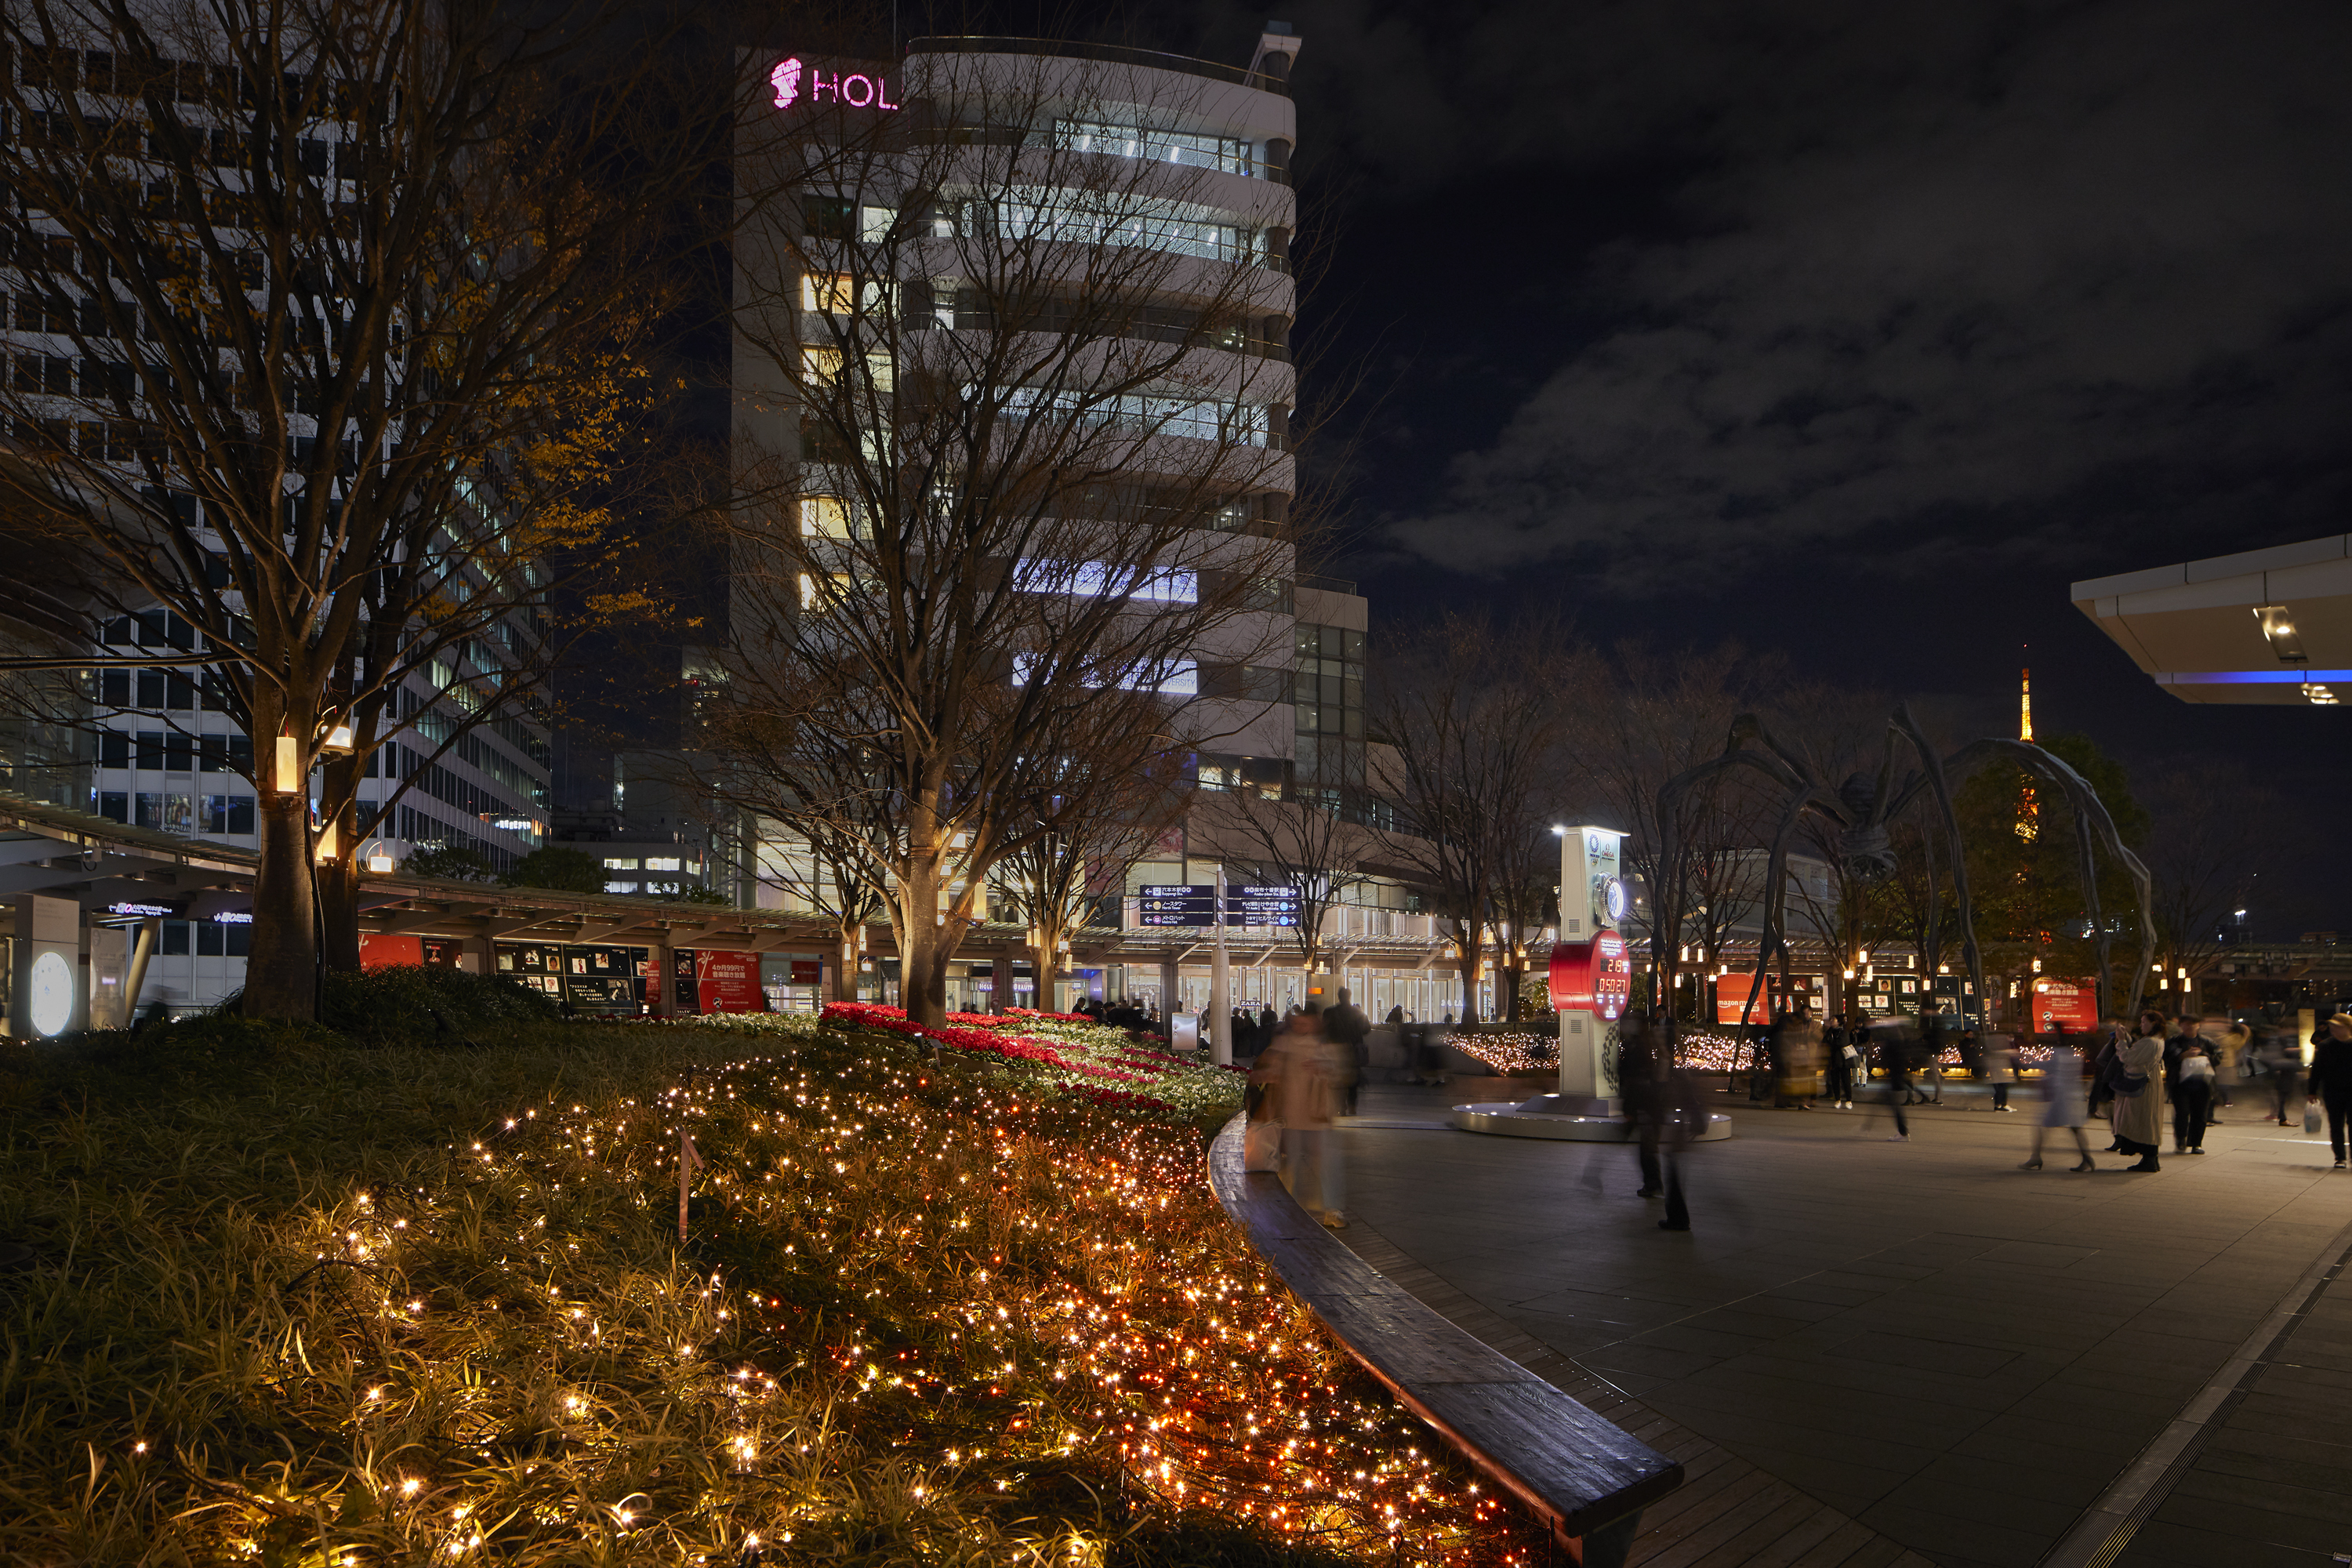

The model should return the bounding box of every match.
[0,1004,1548,1566]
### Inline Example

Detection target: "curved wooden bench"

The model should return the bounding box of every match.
[1208,1112,1682,1566]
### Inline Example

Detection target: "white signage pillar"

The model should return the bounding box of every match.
[1209,862,1232,1065]
[1555,826,1627,1111]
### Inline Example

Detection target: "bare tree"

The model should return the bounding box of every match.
[1564,643,1784,1022]
[993,746,1192,1009]
[2141,759,2275,1011]
[1195,748,1377,983]
[0,0,709,1012]
[1374,612,1566,1024]
[711,46,1300,1025]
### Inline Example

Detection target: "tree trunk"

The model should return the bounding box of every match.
[897,853,951,1026]
[833,924,861,1004]
[1034,939,1061,1011]
[1457,941,1484,1025]
[319,761,363,971]
[318,850,361,972]
[248,790,319,1019]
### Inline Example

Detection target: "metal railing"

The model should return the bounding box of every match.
[906,36,1290,97]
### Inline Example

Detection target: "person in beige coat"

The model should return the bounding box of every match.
[2109,1012,2168,1171]
[1253,1005,1347,1226]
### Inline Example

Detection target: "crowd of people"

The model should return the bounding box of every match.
[1733,1002,2352,1174]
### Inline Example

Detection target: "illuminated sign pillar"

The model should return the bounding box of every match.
[13,894,83,1038]
[1548,826,1628,1113]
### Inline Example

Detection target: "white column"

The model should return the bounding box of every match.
[1210,862,1231,1065]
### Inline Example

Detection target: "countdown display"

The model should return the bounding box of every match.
[1548,931,1631,1021]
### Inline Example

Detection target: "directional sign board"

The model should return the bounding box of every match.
[1137,884,1218,927]
[1225,885,1299,927]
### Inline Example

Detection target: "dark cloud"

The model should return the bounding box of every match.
[1175,0,2352,592]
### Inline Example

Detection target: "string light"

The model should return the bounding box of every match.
[170,1006,1539,1566]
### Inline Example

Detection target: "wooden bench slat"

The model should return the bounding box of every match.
[1207,1112,1683,1553]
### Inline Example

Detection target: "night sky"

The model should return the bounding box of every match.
[1088,0,2350,934]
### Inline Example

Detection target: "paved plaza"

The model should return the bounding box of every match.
[1329,1079,2352,1568]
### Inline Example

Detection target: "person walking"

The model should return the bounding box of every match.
[1620,1010,1667,1199]
[2216,1020,2249,1117]
[1255,1004,1347,1225]
[1325,988,1370,1116]
[2020,1036,2095,1171]
[2307,1012,2352,1169]
[1655,1065,1707,1232]
[2109,1012,2167,1171]
[2260,1025,2299,1125]
[2174,1041,2215,1155]
[1983,1032,2017,1112]
[1875,1022,1913,1142]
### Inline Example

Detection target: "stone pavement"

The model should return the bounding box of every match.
[1329,1080,2352,1568]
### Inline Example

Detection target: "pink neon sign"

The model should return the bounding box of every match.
[771,56,899,113]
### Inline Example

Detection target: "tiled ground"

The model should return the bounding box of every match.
[1334,1078,2352,1568]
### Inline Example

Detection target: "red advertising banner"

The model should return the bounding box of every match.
[694,949,765,1014]
[1548,932,1631,1020]
[1711,971,1820,1026]
[2030,977,2100,1033]
[360,932,424,971]
[789,958,823,985]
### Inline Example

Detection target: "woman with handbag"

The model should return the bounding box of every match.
[2108,1011,2168,1171]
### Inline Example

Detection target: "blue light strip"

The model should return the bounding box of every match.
[2158,670,2352,684]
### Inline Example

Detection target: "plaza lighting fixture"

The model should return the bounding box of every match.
[314,820,339,862]
[364,840,395,874]
[2255,605,2308,663]
[322,718,356,753]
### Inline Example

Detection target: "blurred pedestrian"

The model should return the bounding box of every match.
[2259,1025,2299,1125]
[1778,1004,1823,1109]
[2020,1037,2095,1171]
[1656,1065,1708,1231]
[2307,1012,2352,1169]
[1619,1010,1667,1199]
[2173,1040,2214,1155]
[1983,1032,2017,1112]
[2109,1012,2166,1171]
[1258,1003,1347,1226]
[2217,1019,2250,1116]
[1874,1022,1914,1142]
[1326,987,1371,1116]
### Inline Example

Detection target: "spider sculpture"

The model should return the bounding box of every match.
[1656,703,2154,1031]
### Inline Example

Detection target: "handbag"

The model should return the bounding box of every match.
[2114,1070,2149,1098]
[1243,1120,1283,1172]
[2306,1102,2325,1137]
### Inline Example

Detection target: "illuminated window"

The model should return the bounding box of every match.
[800,272,853,314]
[798,572,852,610]
[800,496,852,537]
[602,857,639,870]
[800,346,843,384]
[858,205,895,242]
[604,880,637,894]
[645,857,682,872]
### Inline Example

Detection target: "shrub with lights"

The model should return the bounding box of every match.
[0,1003,1548,1564]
